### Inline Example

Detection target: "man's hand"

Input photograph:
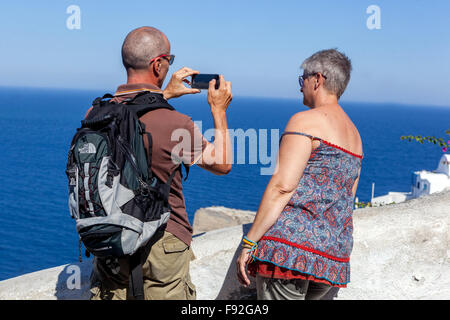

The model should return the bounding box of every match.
[207,75,232,114]
[163,67,201,100]
[196,74,233,175]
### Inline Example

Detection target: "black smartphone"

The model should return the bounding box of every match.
[191,74,220,90]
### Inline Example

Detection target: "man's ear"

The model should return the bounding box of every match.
[156,60,162,73]
[151,59,161,77]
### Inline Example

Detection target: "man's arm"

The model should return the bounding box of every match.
[196,75,233,175]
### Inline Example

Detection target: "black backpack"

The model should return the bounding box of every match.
[65,91,186,299]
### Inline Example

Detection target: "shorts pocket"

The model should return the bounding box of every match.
[162,233,188,253]
[185,275,197,300]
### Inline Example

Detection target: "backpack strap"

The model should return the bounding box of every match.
[159,164,185,199]
[126,91,163,105]
[142,128,192,183]
[125,91,175,115]
[129,249,144,300]
[92,93,114,108]
[137,120,154,182]
[127,91,190,182]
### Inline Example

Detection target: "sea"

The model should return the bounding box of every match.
[0,86,449,281]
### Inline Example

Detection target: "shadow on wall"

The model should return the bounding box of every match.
[55,259,92,300]
[216,224,257,299]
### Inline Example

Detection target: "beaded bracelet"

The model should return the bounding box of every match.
[242,236,257,247]
[242,236,258,262]
[241,243,253,250]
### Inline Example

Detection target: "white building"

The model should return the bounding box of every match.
[371,154,450,206]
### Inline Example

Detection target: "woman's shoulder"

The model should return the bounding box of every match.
[285,109,328,135]
[289,109,318,120]
[286,107,363,155]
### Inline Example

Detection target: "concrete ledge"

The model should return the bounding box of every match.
[0,260,92,300]
[1,190,449,300]
[192,206,256,234]
[0,224,254,300]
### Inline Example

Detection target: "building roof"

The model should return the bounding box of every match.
[435,154,450,175]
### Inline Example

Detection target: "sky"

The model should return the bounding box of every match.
[0,0,449,107]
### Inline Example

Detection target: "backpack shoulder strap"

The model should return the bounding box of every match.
[123,91,190,182]
[127,91,188,180]
[91,93,115,108]
[125,91,175,117]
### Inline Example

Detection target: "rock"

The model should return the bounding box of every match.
[192,206,256,234]
[336,189,450,300]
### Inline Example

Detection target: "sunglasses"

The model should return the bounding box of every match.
[149,54,175,66]
[298,72,327,88]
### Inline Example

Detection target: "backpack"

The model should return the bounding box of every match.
[65,91,186,299]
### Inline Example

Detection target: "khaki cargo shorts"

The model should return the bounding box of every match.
[90,230,196,300]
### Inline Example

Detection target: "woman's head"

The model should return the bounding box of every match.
[300,49,352,106]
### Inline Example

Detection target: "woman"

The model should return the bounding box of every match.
[236,49,363,300]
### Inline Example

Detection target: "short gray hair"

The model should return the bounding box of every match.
[121,26,169,71]
[301,49,352,99]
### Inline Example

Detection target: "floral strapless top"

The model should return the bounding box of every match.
[249,131,363,287]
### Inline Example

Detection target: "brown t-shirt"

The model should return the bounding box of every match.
[87,83,208,246]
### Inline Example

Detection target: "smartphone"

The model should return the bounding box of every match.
[191,74,220,90]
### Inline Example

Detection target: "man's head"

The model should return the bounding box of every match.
[300,49,352,107]
[121,26,172,88]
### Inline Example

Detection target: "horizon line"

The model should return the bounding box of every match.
[1,84,449,109]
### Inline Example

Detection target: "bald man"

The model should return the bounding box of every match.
[89,26,233,300]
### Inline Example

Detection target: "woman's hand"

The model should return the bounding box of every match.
[236,248,252,287]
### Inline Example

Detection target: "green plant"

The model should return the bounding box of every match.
[400,130,450,152]
[354,201,372,208]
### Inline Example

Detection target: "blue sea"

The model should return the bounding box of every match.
[0,86,449,281]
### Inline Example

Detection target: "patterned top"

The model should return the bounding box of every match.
[248,131,363,287]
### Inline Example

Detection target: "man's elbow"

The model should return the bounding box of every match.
[216,163,232,175]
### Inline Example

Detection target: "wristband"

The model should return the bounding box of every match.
[242,236,258,262]
[243,236,257,247]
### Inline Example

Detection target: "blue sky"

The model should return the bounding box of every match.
[0,0,449,106]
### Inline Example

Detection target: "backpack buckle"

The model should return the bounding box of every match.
[140,187,149,197]
[138,179,150,196]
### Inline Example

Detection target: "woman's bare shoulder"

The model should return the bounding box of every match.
[285,109,326,133]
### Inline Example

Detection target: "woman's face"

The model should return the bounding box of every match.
[300,74,316,108]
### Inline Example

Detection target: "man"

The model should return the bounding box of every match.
[89,26,233,300]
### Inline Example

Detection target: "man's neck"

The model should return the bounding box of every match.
[126,69,161,88]
[127,77,160,88]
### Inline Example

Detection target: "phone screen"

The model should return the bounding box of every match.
[191,74,220,90]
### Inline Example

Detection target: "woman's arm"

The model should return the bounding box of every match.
[236,113,314,286]
[352,166,361,200]
[245,117,313,243]
[244,137,312,243]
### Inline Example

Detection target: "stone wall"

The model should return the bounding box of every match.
[0,190,449,300]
